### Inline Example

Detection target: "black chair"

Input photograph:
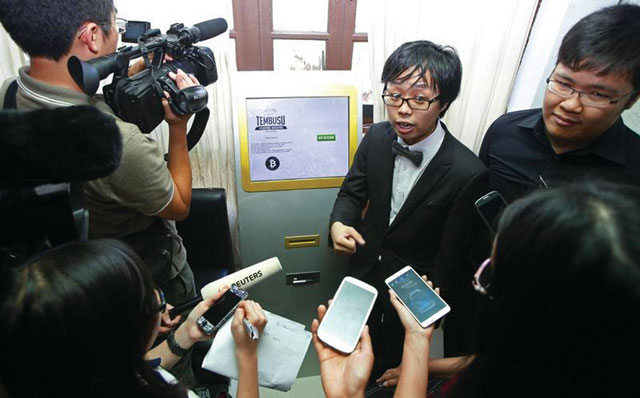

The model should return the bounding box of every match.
[176,187,234,290]
[176,187,234,394]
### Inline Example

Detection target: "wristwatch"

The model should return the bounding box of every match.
[167,329,190,357]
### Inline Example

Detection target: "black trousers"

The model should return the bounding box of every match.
[362,261,405,385]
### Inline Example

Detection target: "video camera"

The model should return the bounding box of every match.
[67,18,228,151]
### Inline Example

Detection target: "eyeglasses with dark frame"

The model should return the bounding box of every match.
[94,17,127,34]
[156,288,167,313]
[472,257,493,298]
[545,77,634,108]
[381,92,440,111]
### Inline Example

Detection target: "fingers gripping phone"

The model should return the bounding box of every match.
[475,190,508,236]
[317,277,378,353]
[385,266,450,328]
[197,285,248,335]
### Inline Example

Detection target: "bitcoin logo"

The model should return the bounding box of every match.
[265,156,280,171]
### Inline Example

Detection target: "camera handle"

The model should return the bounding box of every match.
[163,106,210,161]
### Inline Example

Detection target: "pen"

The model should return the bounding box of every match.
[168,295,202,319]
[242,318,259,340]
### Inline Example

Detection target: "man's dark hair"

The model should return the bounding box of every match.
[0,0,115,61]
[381,40,462,117]
[558,4,640,96]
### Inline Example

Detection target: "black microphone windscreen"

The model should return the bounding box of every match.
[0,106,122,189]
[194,18,228,42]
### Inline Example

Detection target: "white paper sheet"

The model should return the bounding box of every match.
[202,310,312,391]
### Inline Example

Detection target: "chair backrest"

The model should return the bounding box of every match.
[176,188,233,291]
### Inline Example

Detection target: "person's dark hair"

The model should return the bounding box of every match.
[0,239,186,398]
[381,40,462,117]
[557,4,640,99]
[453,182,640,398]
[0,0,115,61]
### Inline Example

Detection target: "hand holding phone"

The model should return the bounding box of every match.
[317,277,378,353]
[385,266,450,328]
[312,302,374,398]
[196,285,248,336]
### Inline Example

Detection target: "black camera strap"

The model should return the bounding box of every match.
[163,106,210,161]
[3,80,18,109]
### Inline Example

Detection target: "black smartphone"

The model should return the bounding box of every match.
[122,20,151,43]
[475,191,508,236]
[197,285,248,335]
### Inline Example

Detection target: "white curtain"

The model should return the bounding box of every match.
[368,0,539,152]
[0,25,28,81]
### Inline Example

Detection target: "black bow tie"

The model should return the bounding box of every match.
[392,141,423,166]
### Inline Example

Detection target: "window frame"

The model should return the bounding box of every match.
[230,0,367,71]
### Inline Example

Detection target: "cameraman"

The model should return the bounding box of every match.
[0,0,200,386]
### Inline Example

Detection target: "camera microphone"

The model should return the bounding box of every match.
[0,106,122,189]
[189,18,228,43]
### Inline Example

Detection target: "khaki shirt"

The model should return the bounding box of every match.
[1,67,187,277]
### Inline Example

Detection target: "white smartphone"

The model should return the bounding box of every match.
[317,276,378,354]
[385,266,450,328]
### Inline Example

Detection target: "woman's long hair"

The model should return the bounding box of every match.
[0,239,186,398]
[453,182,640,397]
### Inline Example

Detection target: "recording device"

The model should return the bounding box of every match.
[67,17,228,152]
[475,191,508,236]
[0,106,123,266]
[0,106,122,189]
[385,266,450,328]
[121,21,151,43]
[197,285,248,336]
[169,256,282,318]
[317,277,378,353]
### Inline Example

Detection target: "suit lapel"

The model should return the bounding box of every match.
[387,128,455,231]
[379,125,397,229]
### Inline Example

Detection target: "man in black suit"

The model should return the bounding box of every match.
[329,40,487,382]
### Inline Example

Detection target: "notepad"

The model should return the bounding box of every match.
[202,310,312,391]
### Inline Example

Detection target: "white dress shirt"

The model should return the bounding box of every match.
[389,121,445,224]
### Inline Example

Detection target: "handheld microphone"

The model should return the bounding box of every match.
[169,257,282,318]
[0,106,122,189]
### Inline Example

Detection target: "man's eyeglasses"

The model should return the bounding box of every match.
[114,17,128,34]
[156,288,167,313]
[95,17,127,34]
[545,78,633,108]
[472,257,493,298]
[381,92,440,111]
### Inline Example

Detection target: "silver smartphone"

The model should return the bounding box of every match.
[197,285,248,335]
[385,266,450,328]
[317,276,378,353]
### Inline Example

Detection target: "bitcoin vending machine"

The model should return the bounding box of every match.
[233,71,361,376]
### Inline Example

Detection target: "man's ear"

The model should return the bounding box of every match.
[77,23,101,55]
[625,91,639,110]
[438,102,450,118]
